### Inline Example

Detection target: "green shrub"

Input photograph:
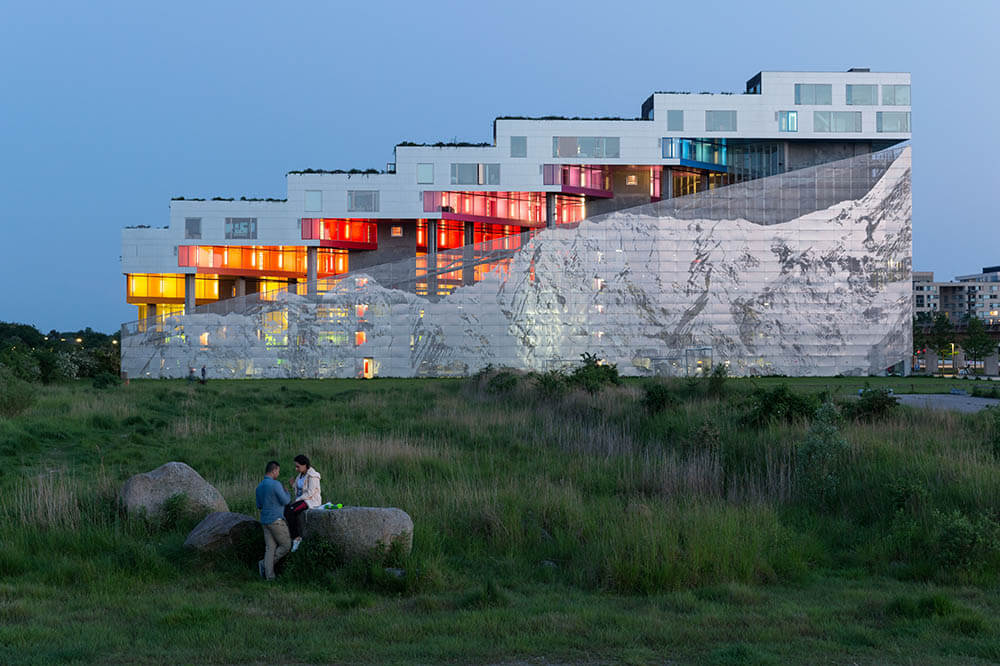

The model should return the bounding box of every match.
[569,353,620,394]
[91,371,121,390]
[0,366,36,418]
[532,369,567,399]
[841,385,898,421]
[641,382,677,414]
[0,346,40,383]
[486,370,518,394]
[796,403,849,510]
[706,363,728,398]
[885,508,1000,579]
[741,384,818,427]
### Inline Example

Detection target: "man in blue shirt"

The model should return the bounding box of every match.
[255,460,291,580]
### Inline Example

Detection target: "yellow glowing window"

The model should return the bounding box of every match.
[199,332,210,347]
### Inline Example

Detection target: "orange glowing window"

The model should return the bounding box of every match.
[391,225,403,238]
[362,358,374,379]
[356,304,368,318]
[355,331,366,346]
[178,246,347,279]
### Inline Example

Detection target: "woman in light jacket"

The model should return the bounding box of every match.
[285,454,322,551]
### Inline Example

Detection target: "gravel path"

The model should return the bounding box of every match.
[896,393,1000,413]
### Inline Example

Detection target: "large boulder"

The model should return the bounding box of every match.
[302,507,413,561]
[184,511,260,553]
[119,462,228,519]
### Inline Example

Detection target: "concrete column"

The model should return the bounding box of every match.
[306,246,318,294]
[462,221,475,286]
[925,351,938,374]
[664,168,673,199]
[427,220,438,296]
[184,274,196,314]
[954,350,966,374]
[986,353,998,376]
[236,277,246,298]
[545,192,557,229]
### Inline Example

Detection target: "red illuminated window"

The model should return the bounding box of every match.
[301,218,378,250]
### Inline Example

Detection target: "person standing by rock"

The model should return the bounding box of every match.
[285,454,322,552]
[255,460,291,580]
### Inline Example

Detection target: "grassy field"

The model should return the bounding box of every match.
[1,373,999,664]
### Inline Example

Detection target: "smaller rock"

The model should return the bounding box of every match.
[541,560,558,569]
[184,511,260,552]
[384,567,406,579]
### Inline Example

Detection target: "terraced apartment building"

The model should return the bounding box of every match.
[121,69,913,378]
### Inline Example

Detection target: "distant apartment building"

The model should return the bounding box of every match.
[914,268,1000,324]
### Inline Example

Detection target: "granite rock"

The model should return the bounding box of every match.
[183,511,260,552]
[301,507,413,561]
[119,462,229,519]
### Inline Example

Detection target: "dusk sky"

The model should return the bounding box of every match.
[1,0,997,333]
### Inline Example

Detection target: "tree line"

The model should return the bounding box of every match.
[0,321,120,384]
[913,312,998,370]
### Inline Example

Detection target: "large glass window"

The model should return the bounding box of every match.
[347,190,379,212]
[184,217,201,239]
[778,111,798,132]
[224,217,257,239]
[662,138,728,166]
[876,111,911,133]
[667,110,684,131]
[304,190,322,212]
[814,111,862,132]
[450,163,500,185]
[882,84,911,105]
[510,136,527,158]
[416,163,434,184]
[705,110,737,131]
[551,137,620,158]
[846,84,877,105]
[794,83,833,105]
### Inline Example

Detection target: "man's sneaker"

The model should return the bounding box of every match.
[291,537,302,553]
[258,560,265,579]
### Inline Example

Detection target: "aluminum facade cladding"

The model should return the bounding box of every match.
[121,146,912,379]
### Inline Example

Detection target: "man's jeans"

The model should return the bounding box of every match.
[262,518,291,580]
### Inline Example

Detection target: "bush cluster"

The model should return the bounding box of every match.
[840,385,899,421]
[569,353,620,394]
[796,403,849,509]
[740,384,818,426]
[0,366,36,418]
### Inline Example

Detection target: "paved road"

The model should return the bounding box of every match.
[896,393,1000,413]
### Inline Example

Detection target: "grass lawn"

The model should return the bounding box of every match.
[1,373,998,664]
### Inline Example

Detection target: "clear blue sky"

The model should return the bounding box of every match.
[0,0,996,333]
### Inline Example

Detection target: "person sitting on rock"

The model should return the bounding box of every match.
[285,454,322,552]
[255,460,291,580]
